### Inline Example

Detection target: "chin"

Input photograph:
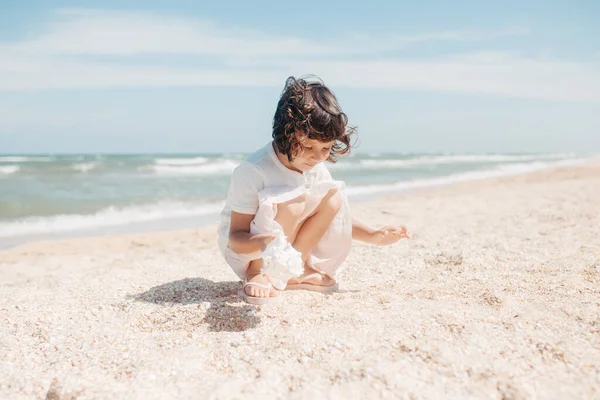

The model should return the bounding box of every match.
[300,163,316,171]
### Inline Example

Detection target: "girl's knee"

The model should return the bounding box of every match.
[276,194,307,220]
[323,189,342,214]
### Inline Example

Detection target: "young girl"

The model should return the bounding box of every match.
[218,76,409,304]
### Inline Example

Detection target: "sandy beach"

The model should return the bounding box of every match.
[1,160,599,399]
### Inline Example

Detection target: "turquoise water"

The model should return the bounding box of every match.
[0,151,585,246]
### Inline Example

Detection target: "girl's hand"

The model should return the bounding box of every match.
[370,225,410,246]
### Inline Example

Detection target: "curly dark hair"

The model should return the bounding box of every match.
[272,76,357,163]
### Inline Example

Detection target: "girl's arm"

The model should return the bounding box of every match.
[228,211,274,254]
[352,218,377,243]
[352,218,409,245]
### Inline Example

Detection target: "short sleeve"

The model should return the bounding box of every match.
[227,162,264,215]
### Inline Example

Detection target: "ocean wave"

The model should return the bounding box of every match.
[344,159,584,196]
[0,157,588,238]
[0,156,53,163]
[0,165,20,175]
[154,157,209,166]
[0,201,225,238]
[72,162,97,173]
[330,153,576,170]
[146,160,240,175]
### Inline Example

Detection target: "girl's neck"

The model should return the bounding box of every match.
[272,142,303,174]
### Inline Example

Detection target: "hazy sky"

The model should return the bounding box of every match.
[0,1,599,154]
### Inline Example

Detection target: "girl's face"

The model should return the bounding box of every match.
[289,138,334,173]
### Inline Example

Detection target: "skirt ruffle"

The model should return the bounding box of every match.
[249,180,352,278]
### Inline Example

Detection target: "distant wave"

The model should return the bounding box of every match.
[344,159,585,196]
[0,157,588,238]
[330,153,576,170]
[0,156,53,163]
[146,159,240,175]
[154,157,209,166]
[0,165,20,175]
[72,162,97,173]
[0,201,225,238]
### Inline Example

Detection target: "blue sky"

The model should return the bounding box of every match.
[0,1,599,154]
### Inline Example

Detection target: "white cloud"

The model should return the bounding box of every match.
[0,9,599,102]
[5,9,329,57]
[3,9,528,57]
[295,55,600,101]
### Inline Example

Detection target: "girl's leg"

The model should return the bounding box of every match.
[244,188,343,298]
[276,189,343,286]
[291,189,341,263]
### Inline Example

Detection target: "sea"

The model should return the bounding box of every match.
[0,151,590,249]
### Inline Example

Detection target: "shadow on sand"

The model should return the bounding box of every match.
[130,277,261,332]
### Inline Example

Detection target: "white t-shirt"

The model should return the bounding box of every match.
[218,141,332,240]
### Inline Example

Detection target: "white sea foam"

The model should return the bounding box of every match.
[154,157,209,166]
[72,162,97,173]
[0,165,20,175]
[0,157,588,239]
[344,159,585,196]
[330,153,576,170]
[0,156,53,162]
[147,160,239,175]
[0,201,225,238]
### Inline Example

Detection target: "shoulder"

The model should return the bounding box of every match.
[232,160,263,182]
[234,143,272,176]
[243,143,280,178]
[245,143,271,166]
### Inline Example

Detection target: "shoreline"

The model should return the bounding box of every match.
[1,157,594,252]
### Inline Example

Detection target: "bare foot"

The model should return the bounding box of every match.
[288,265,336,287]
[244,274,280,298]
